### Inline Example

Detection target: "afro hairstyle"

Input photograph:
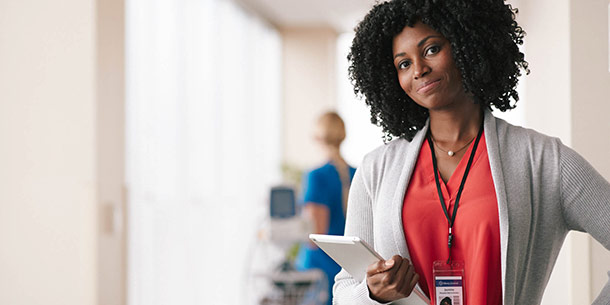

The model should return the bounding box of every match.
[348,0,529,142]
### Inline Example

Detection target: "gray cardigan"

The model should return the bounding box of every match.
[334,110,610,304]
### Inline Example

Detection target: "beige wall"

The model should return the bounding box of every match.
[96,0,127,304]
[0,0,97,304]
[281,27,339,170]
[0,0,126,304]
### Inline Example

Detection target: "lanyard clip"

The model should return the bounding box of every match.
[448,227,453,249]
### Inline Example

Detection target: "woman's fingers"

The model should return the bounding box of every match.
[365,255,420,302]
[410,273,420,291]
[399,260,419,296]
[392,257,411,291]
[381,255,404,283]
[366,256,398,277]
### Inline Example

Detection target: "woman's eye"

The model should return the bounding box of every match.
[425,46,440,56]
[398,60,411,70]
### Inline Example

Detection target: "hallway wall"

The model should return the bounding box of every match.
[0,1,97,304]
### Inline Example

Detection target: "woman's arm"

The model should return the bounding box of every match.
[333,168,392,304]
[302,203,329,247]
[559,144,610,304]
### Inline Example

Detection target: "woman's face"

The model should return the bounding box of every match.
[392,22,470,111]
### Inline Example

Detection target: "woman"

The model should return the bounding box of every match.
[295,112,356,305]
[334,0,610,304]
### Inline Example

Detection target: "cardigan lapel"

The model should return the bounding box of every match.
[483,110,510,302]
[389,120,430,302]
[391,120,430,259]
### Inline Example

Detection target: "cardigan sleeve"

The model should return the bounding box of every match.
[558,144,610,304]
[332,165,389,305]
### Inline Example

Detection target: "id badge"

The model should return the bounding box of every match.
[432,260,465,305]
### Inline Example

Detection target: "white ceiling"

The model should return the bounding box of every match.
[235,0,377,33]
[234,0,525,33]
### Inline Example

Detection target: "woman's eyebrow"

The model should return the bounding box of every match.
[394,35,443,59]
[417,35,442,47]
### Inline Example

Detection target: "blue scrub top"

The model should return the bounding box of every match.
[295,162,356,304]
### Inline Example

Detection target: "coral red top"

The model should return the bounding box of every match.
[402,134,502,305]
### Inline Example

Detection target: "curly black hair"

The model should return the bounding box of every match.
[348,0,529,142]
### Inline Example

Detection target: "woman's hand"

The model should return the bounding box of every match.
[366,255,420,303]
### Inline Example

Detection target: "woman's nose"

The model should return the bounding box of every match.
[413,60,431,79]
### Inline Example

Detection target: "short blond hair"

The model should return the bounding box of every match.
[314,111,346,148]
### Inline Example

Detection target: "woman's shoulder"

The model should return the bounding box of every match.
[358,136,418,173]
[494,116,564,149]
[491,116,585,176]
[307,162,334,176]
[362,137,408,159]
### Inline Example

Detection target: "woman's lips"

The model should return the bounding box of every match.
[417,79,441,94]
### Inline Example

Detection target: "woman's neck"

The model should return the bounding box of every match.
[324,146,346,166]
[428,104,483,144]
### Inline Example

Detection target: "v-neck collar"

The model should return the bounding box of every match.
[389,109,510,302]
[423,133,486,198]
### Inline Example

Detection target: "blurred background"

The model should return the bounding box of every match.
[1,0,609,304]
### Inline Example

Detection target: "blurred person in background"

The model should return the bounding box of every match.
[295,111,356,305]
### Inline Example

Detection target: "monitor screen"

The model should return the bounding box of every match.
[270,187,295,218]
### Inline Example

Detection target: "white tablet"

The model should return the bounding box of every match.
[309,234,382,282]
[309,234,431,305]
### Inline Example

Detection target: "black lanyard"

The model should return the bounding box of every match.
[427,121,484,263]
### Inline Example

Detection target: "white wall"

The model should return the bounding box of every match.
[336,33,387,167]
[0,0,97,304]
